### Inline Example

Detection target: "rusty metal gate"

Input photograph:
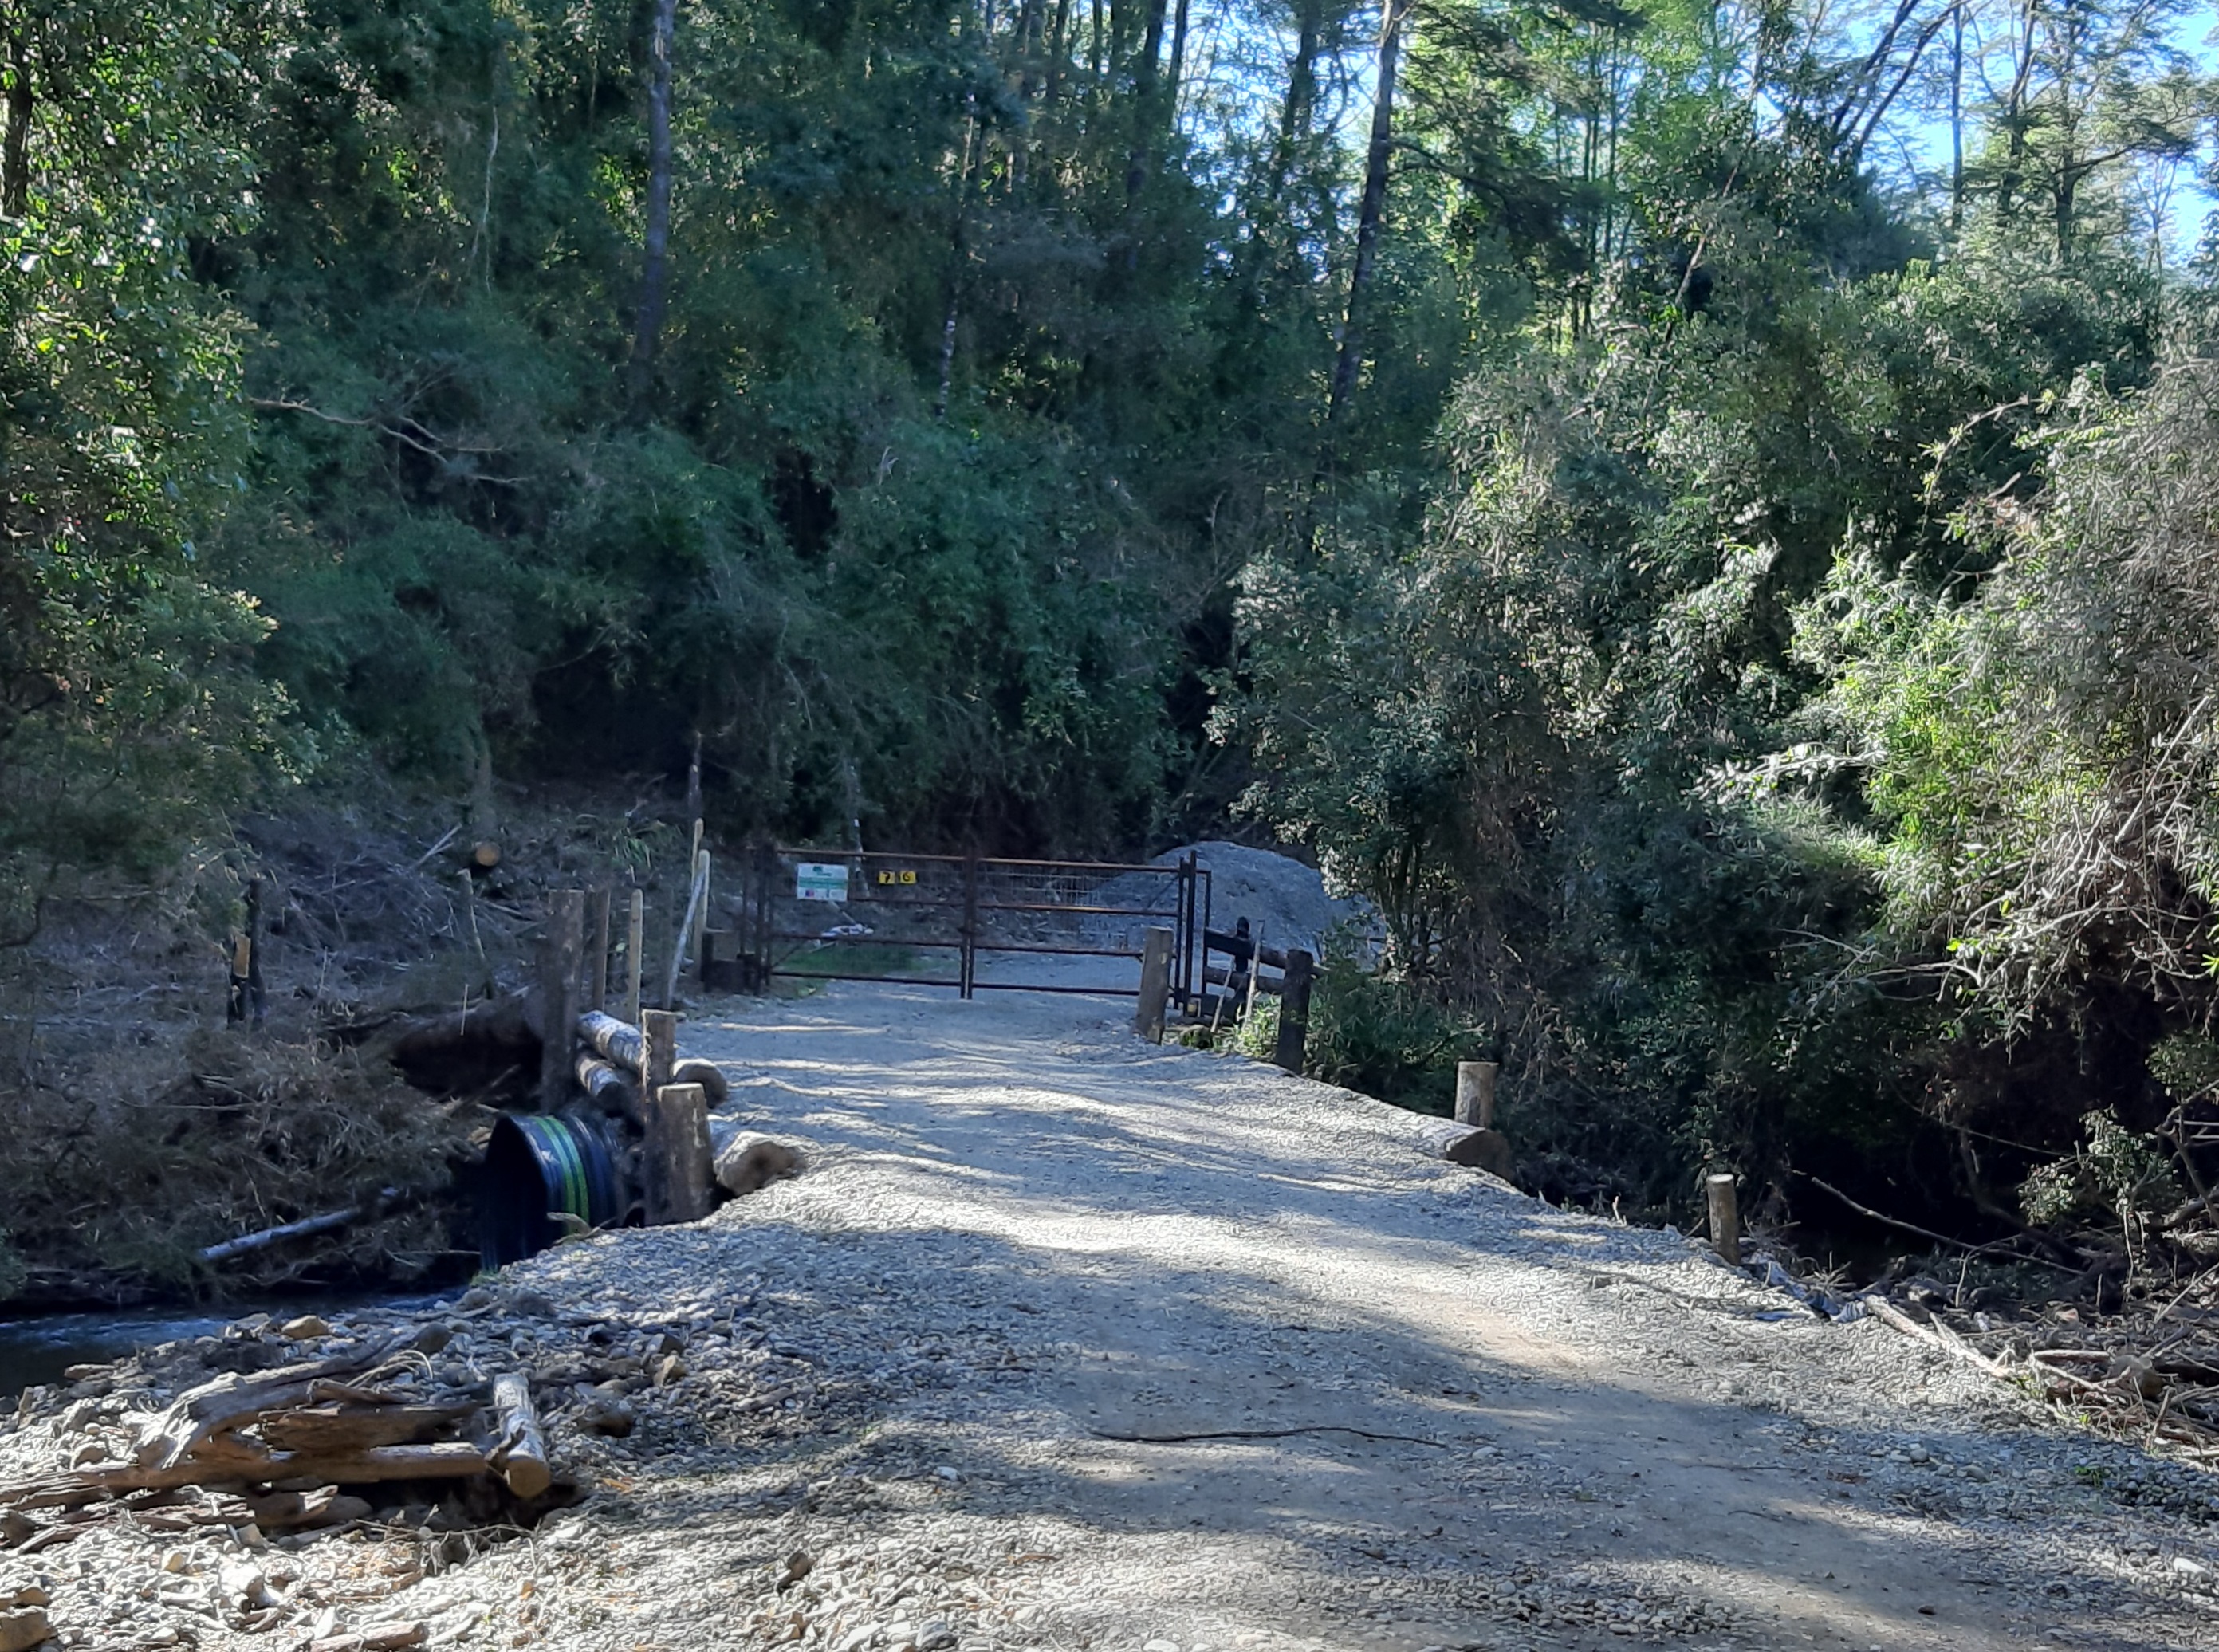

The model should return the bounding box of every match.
[738,845,1208,1004]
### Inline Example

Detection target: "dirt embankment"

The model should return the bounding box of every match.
[8,978,2215,1651]
[0,792,707,1305]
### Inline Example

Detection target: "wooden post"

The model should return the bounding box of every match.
[585,888,612,1013]
[642,1009,677,1093]
[537,891,585,1113]
[1135,926,1174,1043]
[624,888,645,1026]
[1706,1173,1741,1266]
[1273,947,1313,1073]
[643,1081,714,1224]
[1454,1060,1500,1128]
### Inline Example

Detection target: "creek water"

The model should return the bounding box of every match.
[0,1293,448,1399]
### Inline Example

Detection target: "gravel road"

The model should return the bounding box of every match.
[12,977,2219,1650]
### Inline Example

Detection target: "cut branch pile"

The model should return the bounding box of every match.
[0,1328,565,1553]
[1860,1271,2219,1461]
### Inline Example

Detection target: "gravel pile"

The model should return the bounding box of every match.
[1097,842,1379,961]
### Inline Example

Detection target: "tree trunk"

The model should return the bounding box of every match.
[2,35,31,219]
[1124,0,1169,198]
[1948,0,1965,245]
[1327,0,1407,426]
[628,0,679,411]
[1274,0,1320,199]
[1166,0,1190,116]
[1044,0,1073,104]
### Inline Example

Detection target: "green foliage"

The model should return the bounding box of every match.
[0,1,294,934]
[2020,1112,2182,1228]
[1302,955,1492,1117]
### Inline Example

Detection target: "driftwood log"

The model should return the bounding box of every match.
[2,1328,565,1548]
[490,1372,552,1499]
[1404,1115,1516,1181]
[711,1130,806,1198]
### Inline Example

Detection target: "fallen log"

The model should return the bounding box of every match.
[4,1442,490,1512]
[199,1187,402,1266]
[259,1403,475,1454]
[574,1052,640,1120]
[383,993,537,1098]
[576,1010,645,1072]
[135,1333,415,1469]
[490,1374,552,1500]
[672,1057,730,1110]
[1402,1115,1515,1180]
[711,1130,806,1198]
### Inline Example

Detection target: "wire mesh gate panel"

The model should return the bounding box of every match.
[741,846,1207,1003]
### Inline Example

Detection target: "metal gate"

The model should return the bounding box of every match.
[739,845,1208,1004]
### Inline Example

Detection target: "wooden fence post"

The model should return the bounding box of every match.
[624,888,645,1026]
[643,1009,677,1093]
[537,891,585,1112]
[1273,947,1313,1073]
[1454,1060,1500,1128]
[1706,1173,1741,1266]
[585,887,612,1013]
[1136,926,1174,1043]
[644,1080,714,1224]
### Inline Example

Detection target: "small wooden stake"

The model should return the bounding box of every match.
[624,888,645,1026]
[1706,1173,1741,1266]
[1273,947,1314,1074]
[1135,926,1174,1043]
[1454,1060,1500,1128]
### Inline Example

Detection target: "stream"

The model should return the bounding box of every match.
[0,1293,448,1399]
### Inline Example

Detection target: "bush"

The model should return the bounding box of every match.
[1302,956,1493,1118]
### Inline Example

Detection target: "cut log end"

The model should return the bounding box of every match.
[490,1373,552,1501]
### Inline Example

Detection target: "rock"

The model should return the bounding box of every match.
[2174,1556,2213,1580]
[1144,1640,1181,1652]
[917,1622,957,1650]
[578,1393,635,1438]
[0,1608,49,1652]
[1905,1443,1930,1464]
[280,1315,332,1339]
[0,1587,44,1611]
[219,1560,272,1610]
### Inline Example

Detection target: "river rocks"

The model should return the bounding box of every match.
[0,1607,49,1652]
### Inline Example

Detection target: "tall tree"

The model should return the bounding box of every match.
[1328,0,1410,426]
[629,0,679,408]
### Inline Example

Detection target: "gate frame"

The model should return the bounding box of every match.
[743,844,1208,1006]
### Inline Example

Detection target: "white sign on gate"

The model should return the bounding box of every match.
[795,862,850,903]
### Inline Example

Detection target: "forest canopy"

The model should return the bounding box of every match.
[5,0,2219,1229]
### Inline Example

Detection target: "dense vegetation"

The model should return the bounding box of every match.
[6,0,2219,1252]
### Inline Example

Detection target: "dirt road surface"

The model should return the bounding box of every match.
[20,977,2219,1649]
[494,979,2217,1652]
